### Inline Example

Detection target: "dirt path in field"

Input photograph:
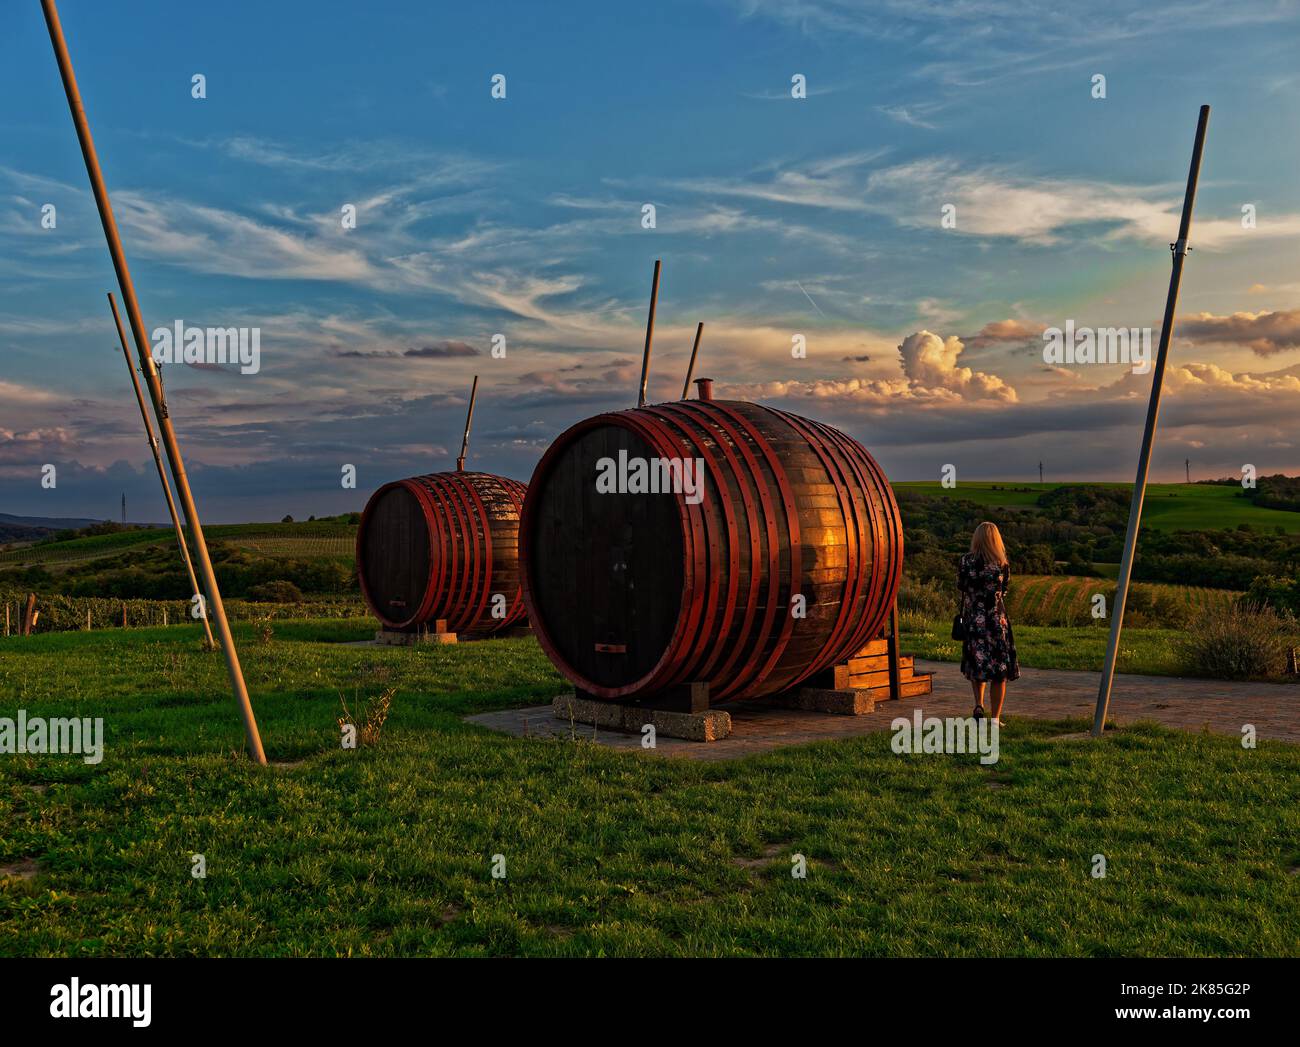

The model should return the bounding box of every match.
[917,659,1298,744]
[468,661,1298,761]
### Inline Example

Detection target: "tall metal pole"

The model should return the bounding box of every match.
[455,375,478,471]
[1093,105,1209,738]
[108,293,216,650]
[681,322,704,399]
[637,259,661,407]
[41,0,266,764]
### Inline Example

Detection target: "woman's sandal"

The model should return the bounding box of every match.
[972,705,985,721]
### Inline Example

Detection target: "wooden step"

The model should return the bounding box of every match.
[848,668,896,689]
[848,653,913,675]
[861,672,933,700]
[847,665,922,689]
[854,638,890,658]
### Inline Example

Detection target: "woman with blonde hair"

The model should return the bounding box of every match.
[955,521,1020,725]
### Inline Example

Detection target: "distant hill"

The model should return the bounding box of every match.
[0,512,106,545]
[0,512,106,531]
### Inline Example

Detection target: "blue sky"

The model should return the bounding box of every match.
[3,0,1300,521]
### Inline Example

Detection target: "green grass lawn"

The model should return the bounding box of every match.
[902,622,1186,675]
[895,481,1300,533]
[2,622,1297,956]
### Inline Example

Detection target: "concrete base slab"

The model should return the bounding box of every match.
[467,698,905,760]
[553,694,731,742]
[464,658,1300,761]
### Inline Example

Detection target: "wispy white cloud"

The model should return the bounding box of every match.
[865,158,1300,248]
[114,193,377,283]
[667,150,888,212]
[876,102,943,129]
[728,1,1300,89]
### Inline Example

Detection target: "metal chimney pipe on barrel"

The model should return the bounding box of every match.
[694,377,714,401]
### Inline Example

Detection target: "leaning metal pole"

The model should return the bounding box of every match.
[1093,105,1209,738]
[637,259,661,407]
[455,375,478,472]
[42,0,266,763]
[681,322,704,399]
[107,292,216,650]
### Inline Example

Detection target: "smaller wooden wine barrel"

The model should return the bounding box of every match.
[356,471,527,635]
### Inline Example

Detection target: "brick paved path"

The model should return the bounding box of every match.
[466,660,1298,762]
[919,660,1298,744]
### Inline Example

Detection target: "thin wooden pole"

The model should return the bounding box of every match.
[638,259,661,407]
[455,375,478,471]
[108,293,215,649]
[41,0,266,764]
[1093,105,1209,738]
[681,322,704,399]
[887,602,901,701]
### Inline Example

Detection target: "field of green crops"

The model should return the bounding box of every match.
[0,521,356,569]
[0,589,365,634]
[894,481,1300,533]
[1006,574,1238,627]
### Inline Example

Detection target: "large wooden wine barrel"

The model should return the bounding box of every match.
[520,393,902,702]
[357,471,527,635]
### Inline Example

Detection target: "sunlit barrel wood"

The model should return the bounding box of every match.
[357,471,527,635]
[520,396,902,701]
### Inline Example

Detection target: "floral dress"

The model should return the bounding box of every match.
[958,552,1020,683]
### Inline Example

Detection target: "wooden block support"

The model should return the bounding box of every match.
[776,687,876,715]
[553,693,731,742]
[578,681,709,714]
[374,628,458,646]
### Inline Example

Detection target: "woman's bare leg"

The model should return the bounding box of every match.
[970,679,986,712]
[989,679,1008,723]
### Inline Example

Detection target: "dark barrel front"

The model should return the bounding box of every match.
[520,398,903,702]
[356,471,527,635]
